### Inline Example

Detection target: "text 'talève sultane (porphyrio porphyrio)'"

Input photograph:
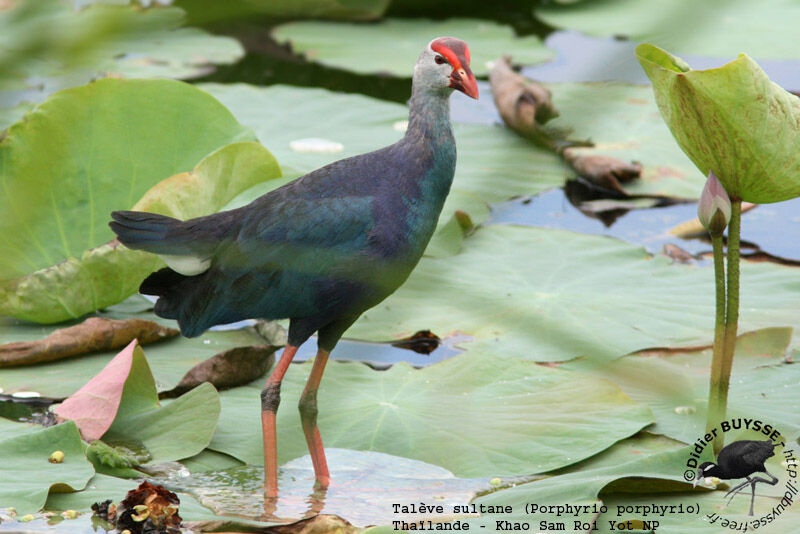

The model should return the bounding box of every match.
[109,37,478,498]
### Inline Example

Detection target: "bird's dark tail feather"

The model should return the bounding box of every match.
[110,211,194,256]
[140,268,214,338]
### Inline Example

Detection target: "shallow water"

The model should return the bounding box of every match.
[490,188,800,263]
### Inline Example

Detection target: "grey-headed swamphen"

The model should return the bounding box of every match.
[110,37,478,498]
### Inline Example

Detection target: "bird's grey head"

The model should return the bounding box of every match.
[413,37,478,99]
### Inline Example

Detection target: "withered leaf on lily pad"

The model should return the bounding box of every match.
[0,317,177,368]
[637,44,800,203]
[562,149,642,195]
[160,345,277,399]
[489,55,558,148]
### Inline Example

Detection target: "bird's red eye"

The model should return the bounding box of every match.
[434,55,447,65]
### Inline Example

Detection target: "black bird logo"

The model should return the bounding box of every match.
[694,439,780,516]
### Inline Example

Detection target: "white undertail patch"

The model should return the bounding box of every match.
[159,254,211,276]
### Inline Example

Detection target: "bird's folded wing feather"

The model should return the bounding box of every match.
[214,194,377,277]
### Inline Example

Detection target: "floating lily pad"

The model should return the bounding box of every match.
[346,226,800,363]
[0,421,94,514]
[465,433,688,529]
[0,79,279,323]
[564,328,800,443]
[597,488,800,533]
[209,352,652,477]
[536,0,800,60]
[105,382,221,464]
[272,18,553,77]
[543,82,701,199]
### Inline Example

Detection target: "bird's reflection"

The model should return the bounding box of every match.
[262,483,328,521]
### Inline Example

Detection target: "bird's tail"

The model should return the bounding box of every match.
[110,210,194,256]
[111,210,231,336]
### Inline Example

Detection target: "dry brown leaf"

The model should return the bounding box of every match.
[489,55,558,147]
[160,345,277,398]
[661,243,696,263]
[0,317,177,367]
[562,149,642,195]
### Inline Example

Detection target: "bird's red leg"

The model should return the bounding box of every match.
[298,348,331,488]
[261,344,299,498]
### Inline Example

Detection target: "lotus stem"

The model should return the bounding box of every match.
[705,233,727,442]
[710,199,742,455]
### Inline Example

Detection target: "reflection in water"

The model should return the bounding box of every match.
[153,449,537,527]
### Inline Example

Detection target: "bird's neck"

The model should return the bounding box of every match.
[405,84,453,145]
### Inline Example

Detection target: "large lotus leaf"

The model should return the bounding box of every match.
[465,433,688,529]
[272,18,553,77]
[564,328,800,444]
[536,0,800,60]
[0,304,268,398]
[0,421,94,514]
[637,44,800,203]
[345,226,800,363]
[543,82,701,198]
[201,83,566,241]
[0,79,254,279]
[0,82,278,323]
[0,1,243,118]
[208,352,653,477]
[163,449,517,526]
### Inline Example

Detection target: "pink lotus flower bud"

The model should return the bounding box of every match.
[698,171,731,236]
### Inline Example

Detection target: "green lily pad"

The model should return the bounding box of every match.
[536,0,800,59]
[201,83,566,244]
[209,352,653,477]
[544,82,701,198]
[105,382,221,464]
[180,449,244,473]
[272,18,553,77]
[637,45,800,203]
[0,79,280,323]
[597,488,800,533]
[465,433,688,529]
[0,421,94,514]
[346,226,800,363]
[564,328,800,443]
